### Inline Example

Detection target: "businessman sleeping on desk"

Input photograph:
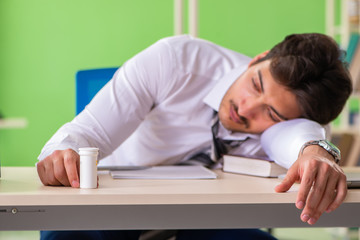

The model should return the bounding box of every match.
[37,33,352,240]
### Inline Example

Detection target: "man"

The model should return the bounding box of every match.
[37,33,352,239]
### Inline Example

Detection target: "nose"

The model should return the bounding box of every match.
[238,97,263,119]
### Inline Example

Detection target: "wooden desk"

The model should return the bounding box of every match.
[0,167,359,230]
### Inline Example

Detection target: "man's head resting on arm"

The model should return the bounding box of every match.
[220,33,352,226]
[219,33,353,134]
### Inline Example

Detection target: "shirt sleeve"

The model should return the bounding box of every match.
[260,118,326,169]
[38,39,175,161]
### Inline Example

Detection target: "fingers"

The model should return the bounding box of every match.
[296,160,347,225]
[298,161,330,224]
[37,149,80,188]
[326,173,347,213]
[303,176,337,224]
[274,163,299,193]
[63,150,80,188]
[53,152,71,186]
[37,154,62,186]
[36,161,46,185]
[296,160,318,212]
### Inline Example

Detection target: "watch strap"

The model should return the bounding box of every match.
[300,140,341,164]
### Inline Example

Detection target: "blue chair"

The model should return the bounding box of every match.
[75,67,119,115]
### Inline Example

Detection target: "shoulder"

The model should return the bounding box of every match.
[159,35,247,60]
[157,35,251,77]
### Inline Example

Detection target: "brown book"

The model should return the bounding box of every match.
[223,154,287,178]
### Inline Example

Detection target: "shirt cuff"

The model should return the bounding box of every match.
[260,118,326,169]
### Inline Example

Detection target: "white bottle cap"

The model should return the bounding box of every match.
[79,147,99,155]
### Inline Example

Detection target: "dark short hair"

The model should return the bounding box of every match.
[254,33,352,125]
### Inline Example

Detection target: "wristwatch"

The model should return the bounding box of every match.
[300,140,341,164]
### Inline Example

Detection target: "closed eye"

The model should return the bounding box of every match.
[269,106,288,122]
[252,78,261,93]
[267,107,281,122]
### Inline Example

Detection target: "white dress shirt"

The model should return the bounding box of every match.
[38,35,326,169]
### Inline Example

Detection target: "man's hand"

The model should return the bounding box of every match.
[275,145,347,225]
[37,149,80,188]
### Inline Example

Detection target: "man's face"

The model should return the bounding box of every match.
[219,60,302,134]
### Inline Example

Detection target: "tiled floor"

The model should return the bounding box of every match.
[0,228,358,240]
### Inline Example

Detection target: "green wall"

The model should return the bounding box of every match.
[0,0,326,166]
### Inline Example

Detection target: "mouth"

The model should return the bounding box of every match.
[230,103,249,128]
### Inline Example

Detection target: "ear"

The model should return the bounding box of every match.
[248,50,270,67]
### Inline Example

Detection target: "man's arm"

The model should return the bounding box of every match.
[37,38,175,187]
[260,118,347,225]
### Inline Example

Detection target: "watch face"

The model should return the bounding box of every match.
[319,140,341,162]
[323,140,340,154]
[327,141,340,153]
[319,140,331,151]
